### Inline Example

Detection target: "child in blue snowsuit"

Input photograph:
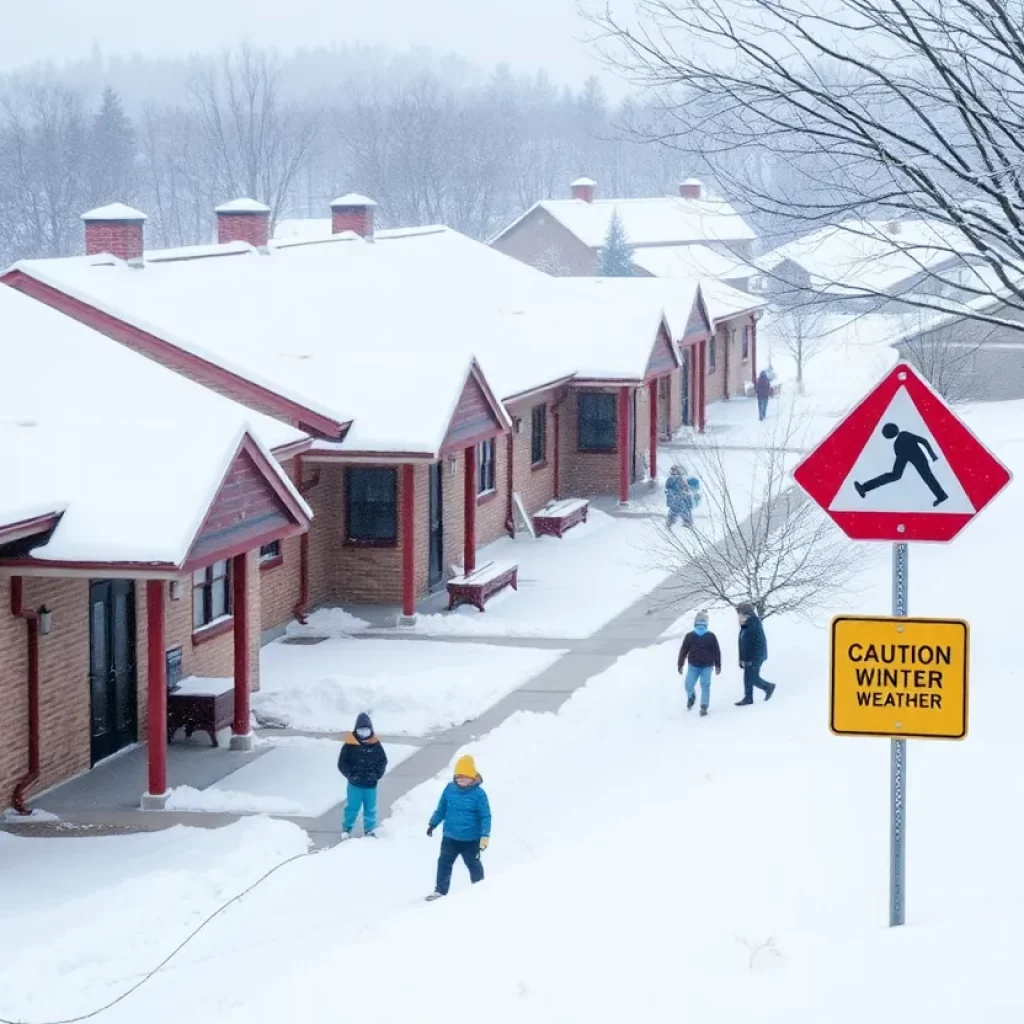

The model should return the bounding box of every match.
[666,465,694,527]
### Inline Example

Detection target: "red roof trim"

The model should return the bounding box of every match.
[502,375,576,406]
[303,449,435,462]
[181,521,307,573]
[271,437,313,461]
[2,269,350,439]
[0,512,63,546]
[0,557,180,576]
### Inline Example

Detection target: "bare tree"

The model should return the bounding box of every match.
[650,417,860,619]
[770,303,835,395]
[893,309,991,402]
[533,244,571,276]
[594,0,1024,334]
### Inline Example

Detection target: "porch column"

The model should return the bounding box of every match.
[648,379,658,481]
[698,340,707,433]
[142,579,168,809]
[689,345,698,428]
[617,386,630,505]
[751,316,758,385]
[400,463,416,621]
[553,405,561,499]
[463,445,477,574]
[230,552,252,751]
[723,327,731,400]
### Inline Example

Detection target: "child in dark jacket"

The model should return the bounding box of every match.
[677,610,722,715]
[337,712,388,838]
[425,754,491,901]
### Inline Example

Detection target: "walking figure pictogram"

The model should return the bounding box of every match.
[854,423,949,507]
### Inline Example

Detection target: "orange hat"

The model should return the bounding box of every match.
[454,754,477,779]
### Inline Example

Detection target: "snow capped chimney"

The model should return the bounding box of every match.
[570,177,596,203]
[215,197,271,247]
[330,194,377,239]
[82,203,147,262]
[679,179,703,200]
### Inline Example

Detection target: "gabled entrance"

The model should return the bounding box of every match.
[89,579,137,763]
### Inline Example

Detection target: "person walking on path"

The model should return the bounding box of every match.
[665,465,694,528]
[677,610,722,716]
[735,603,776,706]
[337,712,388,839]
[426,754,491,901]
[755,370,772,422]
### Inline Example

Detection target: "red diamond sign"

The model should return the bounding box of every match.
[793,362,1012,543]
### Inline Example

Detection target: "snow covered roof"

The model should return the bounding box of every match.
[633,244,758,282]
[330,193,377,208]
[494,194,757,249]
[0,285,309,566]
[697,279,766,325]
[81,203,147,222]
[758,220,982,295]
[274,218,333,241]
[571,177,597,187]
[215,198,271,214]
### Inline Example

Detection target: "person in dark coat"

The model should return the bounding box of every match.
[677,610,722,715]
[735,602,776,705]
[337,712,388,838]
[426,754,491,901]
[755,370,772,421]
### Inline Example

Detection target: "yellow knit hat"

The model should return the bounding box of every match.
[454,754,477,779]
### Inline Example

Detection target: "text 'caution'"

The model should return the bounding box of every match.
[830,616,969,739]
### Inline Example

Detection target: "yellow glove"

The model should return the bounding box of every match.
[479,837,490,852]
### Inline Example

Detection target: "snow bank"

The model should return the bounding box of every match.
[285,607,371,636]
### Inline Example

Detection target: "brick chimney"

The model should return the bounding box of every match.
[82,203,147,261]
[570,177,596,203]
[215,198,271,247]
[330,194,377,239]
[679,178,703,199]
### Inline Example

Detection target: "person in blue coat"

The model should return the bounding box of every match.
[665,465,694,528]
[735,602,776,705]
[425,754,491,901]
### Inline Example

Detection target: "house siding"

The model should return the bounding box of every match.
[560,387,632,497]
[506,395,558,517]
[491,210,598,276]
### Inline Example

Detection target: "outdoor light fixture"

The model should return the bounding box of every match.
[448,455,458,475]
[38,606,53,636]
[169,579,183,601]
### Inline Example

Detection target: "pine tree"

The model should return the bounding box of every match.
[597,210,637,277]
[535,245,570,277]
[88,87,137,205]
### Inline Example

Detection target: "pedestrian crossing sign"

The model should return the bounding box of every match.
[793,362,1011,542]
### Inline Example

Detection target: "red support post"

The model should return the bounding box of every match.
[617,386,631,504]
[553,405,561,499]
[401,464,416,618]
[231,553,251,749]
[648,379,658,481]
[698,341,707,433]
[144,579,168,805]
[464,446,477,575]
[690,345,698,428]
[751,316,758,385]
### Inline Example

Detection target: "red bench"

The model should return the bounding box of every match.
[447,560,519,612]
[533,498,590,539]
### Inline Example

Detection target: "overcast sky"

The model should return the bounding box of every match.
[0,0,609,83]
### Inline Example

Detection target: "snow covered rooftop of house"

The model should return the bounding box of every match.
[215,198,271,214]
[81,202,147,222]
[758,219,982,295]
[632,244,758,282]
[497,194,757,249]
[571,177,597,187]
[0,285,308,564]
[273,218,333,241]
[330,193,377,207]
[697,279,766,325]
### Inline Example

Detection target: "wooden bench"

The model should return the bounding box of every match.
[168,677,234,747]
[533,498,590,538]
[447,560,519,613]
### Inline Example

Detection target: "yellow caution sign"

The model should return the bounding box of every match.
[830,616,969,740]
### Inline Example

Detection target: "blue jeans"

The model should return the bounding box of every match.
[435,837,484,895]
[343,783,378,832]
[757,396,768,420]
[684,664,713,707]
[743,661,772,700]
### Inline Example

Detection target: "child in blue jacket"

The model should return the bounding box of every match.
[425,754,491,901]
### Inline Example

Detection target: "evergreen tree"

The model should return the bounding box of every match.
[597,210,637,277]
[535,244,570,277]
[88,87,137,205]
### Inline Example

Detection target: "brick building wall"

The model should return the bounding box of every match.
[559,388,629,497]
[634,385,652,480]
[0,598,27,805]
[506,394,557,517]
[705,324,729,404]
[259,460,303,635]
[668,368,683,433]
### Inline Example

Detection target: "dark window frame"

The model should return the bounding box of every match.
[531,404,547,467]
[709,337,717,372]
[741,325,750,361]
[477,438,497,495]
[259,540,282,569]
[192,560,231,631]
[345,466,398,546]
[577,392,617,453]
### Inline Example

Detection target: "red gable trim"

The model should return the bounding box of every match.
[645,322,682,380]
[272,437,314,461]
[439,362,509,457]
[681,289,713,341]
[0,512,63,547]
[2,269,350,440]
[0,558,180,578]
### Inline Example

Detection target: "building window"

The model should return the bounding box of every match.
[346,467,397,543]
[709,338,717,372]
[259,541,281,565]
[531,404,547,466]
[741,326,750,360]
[578,392,617,452]
[193,560,231,630]
[477,438,496,495]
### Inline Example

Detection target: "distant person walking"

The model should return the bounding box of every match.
[337,711,388,838]
[854,423,948,507]
[426,754,492,901]
[755,370,772,421]
[677,610,722,716]
[665,465,694,528]
[735,603,776,706]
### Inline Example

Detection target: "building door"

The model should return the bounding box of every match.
[428,463,444,590]
[681,357,690,426]
[89,580,138,764]
[630,388,641,482]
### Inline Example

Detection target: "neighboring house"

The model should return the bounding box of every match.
[758,219,987,309]
[0,283,312,813]
[489,177,758,285]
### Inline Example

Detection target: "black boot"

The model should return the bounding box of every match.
[735,697,754,706]
[699,706,708,717]
[686,695,696,711]
[764,683,776,701]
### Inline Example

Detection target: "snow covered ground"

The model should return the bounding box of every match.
[255,637,566,735]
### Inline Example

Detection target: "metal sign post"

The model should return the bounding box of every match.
[890,542,908,927]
